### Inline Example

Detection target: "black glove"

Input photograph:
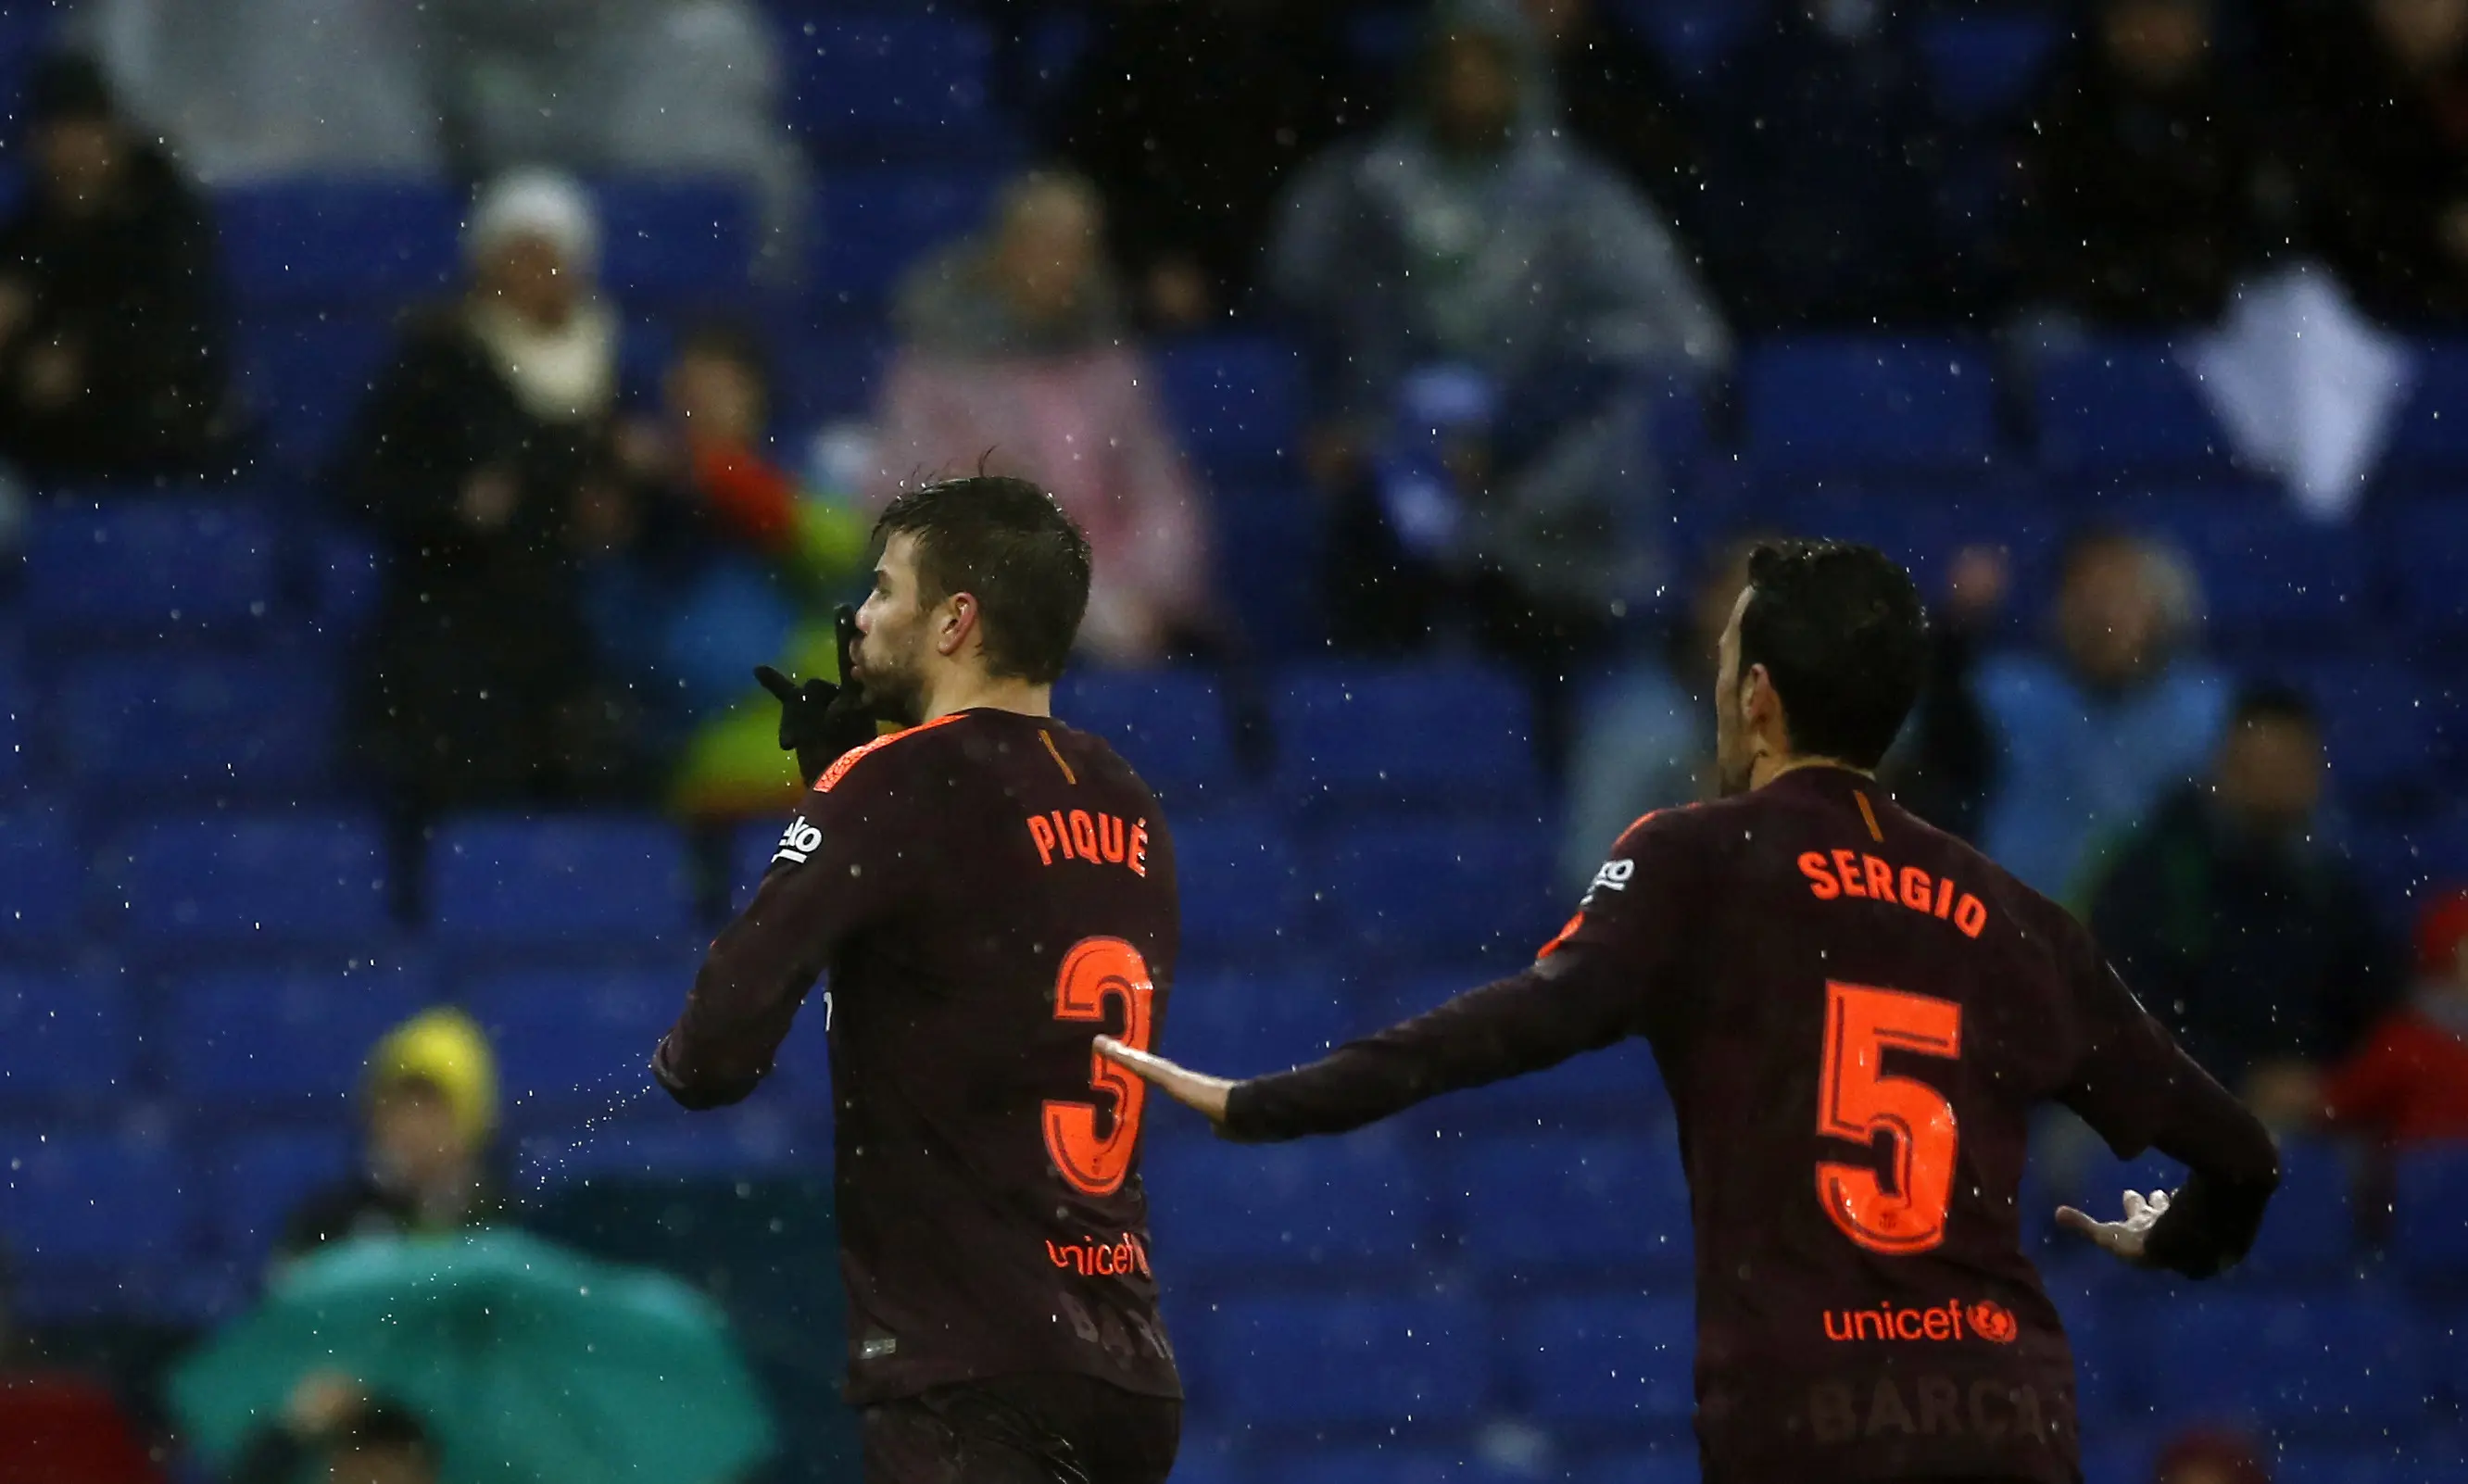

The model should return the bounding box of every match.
[753,605,877,787]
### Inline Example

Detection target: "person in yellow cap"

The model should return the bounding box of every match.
[278,1009,504,1264]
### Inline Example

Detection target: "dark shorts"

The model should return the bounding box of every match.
[861,1374,1180,1484]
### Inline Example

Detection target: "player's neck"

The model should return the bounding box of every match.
[1751,752,1871,790]
[922,670,1053,723]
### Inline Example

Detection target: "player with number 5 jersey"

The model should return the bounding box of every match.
[1100,541,2281,1484]
[655,477,1181,1484]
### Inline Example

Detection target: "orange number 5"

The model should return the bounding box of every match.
[1042,937,1155,1198]
[1816,981,1962,1255]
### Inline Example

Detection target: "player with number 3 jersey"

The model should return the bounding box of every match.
[1101,541,2281,1484]
[655,477,1181,1484]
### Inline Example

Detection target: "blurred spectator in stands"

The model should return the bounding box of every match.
[2285,0,2468,320]
[0,55,230,484]
[1053,0,1375,329]
[72,0,441,177]
[2015,0,2273,325]
[1522,0,1706,224]
[2153,1427,2272,1484]
[2322,886,2468,1146]
[864,170,1214,666]
[1881,546,2008,843]
[283,1010,503,1260]
[1895,533,2226,899]
[0,1244,162,1484]
[1271,0,1728,700]
[228,1377,437,1484]
[1692,1,1959,328]
[597,323,874,813]
[340,170,648,836]
[420,0,803,274]
[1556,536,1756,894]
[2089,684,2395,1126]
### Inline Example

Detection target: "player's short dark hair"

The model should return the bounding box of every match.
[1737,539,1927,769]
[2229,680,2319,735]
[875,476,1093,685]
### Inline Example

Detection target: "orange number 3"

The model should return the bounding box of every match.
[1042,937,1155,1198]
[1816,981,1963,1255]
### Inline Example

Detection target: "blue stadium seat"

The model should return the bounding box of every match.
[810,167,1002,309]
[234,309,398,472]
[1212,481,1324,660]
[1173,811,1310,961]
[427,813,694,951]
[1143,1133,1435,1275]
[2243,1138,2360,1280]
[520,1103,812,1186]
[167,962,429,1109]
[1312,817,1560,963]
[1506,1293,1694,1424]
[595,178,757,307]
[2276,1443,2439,1484]
[23,498,282,639]
[2284,660,2451,810]
[774,325,894,423]
[95,813,391,950]
[781,16,1000,160]
[1056,669,1243,809]
[1451,1134,1693,1277]
[1265,1447,1530,1484]
[0,1126,190,1267]
[2393,1146,2468,1285]
[2384,340,2468,477]
[2127,497,2372,645]
[1613,0,1765,83]
[212,1127,355,1269]
[0,971,132,1108]
[2037,339,2233,473]
[463,964,696,1116]
[2348,809,2468,943]
[1570,1449,1702,1484]
[1155,336,1306,480]
[1741,337,1997,472]
[0,796,80,953]
[0,642,26,789]
[1162,965,1353,1077]
[215,179,460,309]
[2383,500,2468,642]
[1273,663,1541,813]
[56,650,337,799]
[1917,11,2064,123]
[1199,1293,1486,1427]
[2138,1290,2429,1437]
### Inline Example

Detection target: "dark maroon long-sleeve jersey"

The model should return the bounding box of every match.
[1224,765,2278,1484]
[655,708,1182,1407]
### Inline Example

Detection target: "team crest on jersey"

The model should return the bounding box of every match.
[773,815,824,866]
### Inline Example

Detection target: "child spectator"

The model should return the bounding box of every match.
[2323,887,2468,1146]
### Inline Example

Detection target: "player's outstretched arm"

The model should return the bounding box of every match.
[1095,1038,1233,1124]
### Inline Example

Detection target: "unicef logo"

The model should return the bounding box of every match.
[773,817,824,865]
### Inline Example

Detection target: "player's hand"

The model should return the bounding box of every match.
[2055,1188,2171,1266]
[753,605,876,786]
[1094,1037,1234,1126]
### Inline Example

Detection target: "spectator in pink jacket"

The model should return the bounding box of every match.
[864,170,1213,666]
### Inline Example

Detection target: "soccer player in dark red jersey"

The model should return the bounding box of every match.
[1099,540,2280,1484]
[653,476,1182,1484]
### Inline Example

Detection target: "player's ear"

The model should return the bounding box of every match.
[938,592,978,658]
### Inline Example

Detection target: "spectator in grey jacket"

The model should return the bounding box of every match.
[1270,0,1728,699]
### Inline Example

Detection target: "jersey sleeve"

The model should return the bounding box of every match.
[1224,809,1702,1141]
[2056,917,2281,1276]
[654,745,933,1109]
